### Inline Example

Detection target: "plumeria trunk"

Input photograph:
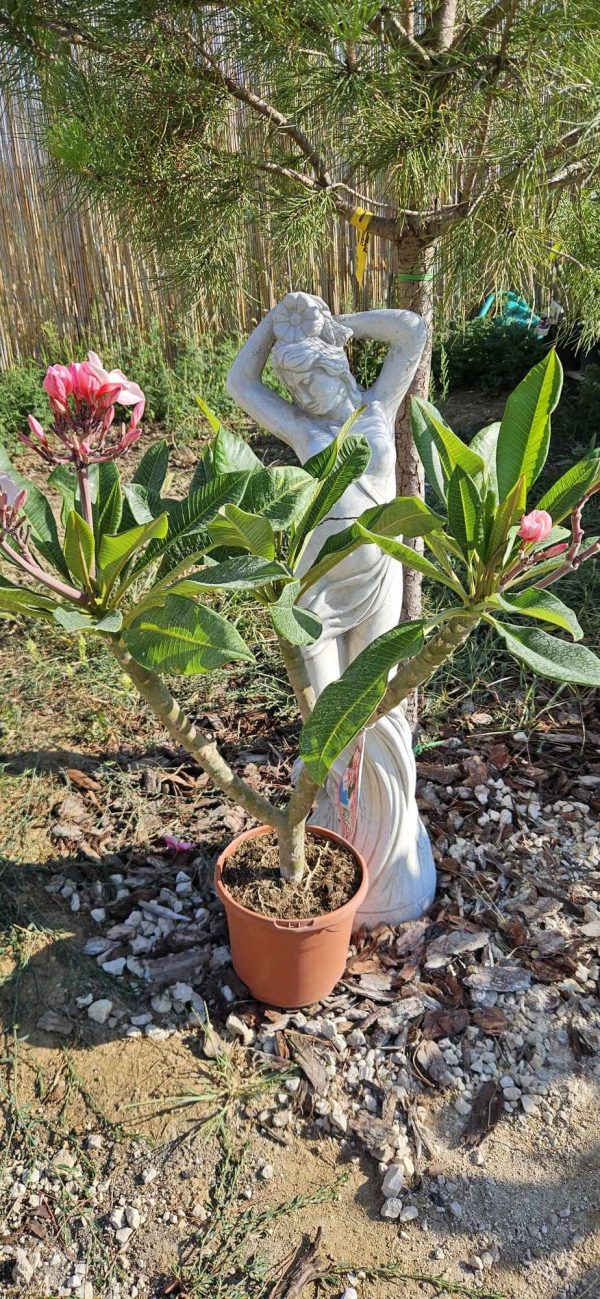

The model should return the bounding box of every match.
[109,637,311,881]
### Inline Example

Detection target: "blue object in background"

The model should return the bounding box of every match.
[478,290,541,330]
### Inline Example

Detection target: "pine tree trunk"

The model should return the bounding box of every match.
[391,234,437,623]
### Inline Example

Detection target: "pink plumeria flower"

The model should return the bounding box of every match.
[163,833,195,853]
[518,510,553,544]
[87,351,145,407]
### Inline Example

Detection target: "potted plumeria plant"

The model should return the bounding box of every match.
[1,349,599,1008]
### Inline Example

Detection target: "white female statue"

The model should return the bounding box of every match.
[227,292,436,926]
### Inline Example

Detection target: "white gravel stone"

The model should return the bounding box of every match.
[12,1249,34,1285]
[87,999,113,1024]
[259,1163,274,1180]
[115,1227,133,1246]
[330,1102,348,1133]
[90,908,106,923]
[125,1206,140,1229]
[450,1201,463,1218]
[101,957,126,976]
[382,1164,404,1198]
[380,1197,403,1220]
[399,1205,418,1221]
[141,1167,158,1184]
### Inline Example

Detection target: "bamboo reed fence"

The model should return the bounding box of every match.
[0,95,394,368]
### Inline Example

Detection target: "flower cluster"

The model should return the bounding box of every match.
[20,353,145,469]
[0,472,27,538]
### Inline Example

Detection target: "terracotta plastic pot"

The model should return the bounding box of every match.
[215,824,368,1009]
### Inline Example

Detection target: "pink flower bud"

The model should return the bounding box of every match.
[43,363,73,409]
[27,414,49,447]
[129,398,145,432]
[518,510,553,543]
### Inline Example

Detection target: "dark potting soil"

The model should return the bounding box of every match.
[221,833,362,919]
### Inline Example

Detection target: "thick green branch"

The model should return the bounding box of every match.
[277,636,316,721]
[108,638,285,832]
[374,614,479,720]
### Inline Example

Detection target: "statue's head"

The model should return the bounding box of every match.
[271,292,361,420]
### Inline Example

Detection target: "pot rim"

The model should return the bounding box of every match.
[215,823,369,931]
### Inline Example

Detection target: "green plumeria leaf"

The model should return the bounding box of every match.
[536,455,600,524]
[410,399,447,505]
[302,407,364,479]
[496,351,562,499]
[488,619,600,687]
[470,421,500,499]
[208,502,276,559]
[141,473,249,578]
[241,466,316,530]
[99,514,169,593]
[300,495,444,593]
[300,620,425,784]
[269,581,322,646]
[411,399,485,483]
[132,440,170,497]
[64,511,95,588]
[0,573,57,618]
[290,435,372,566]
[491,589,583,640]
[355,524,463,593]
[210,420,262,474]
[484,474,526,563]
[124,594,254,675]
[169,555,290,595]
[122,483,155,525]
[48,464,77,527]
[0,447,71,580]
[95,467,123,543]
[447,466,481,556]
[53,606,123,633]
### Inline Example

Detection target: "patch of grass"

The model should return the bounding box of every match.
[126,1030,293,1142]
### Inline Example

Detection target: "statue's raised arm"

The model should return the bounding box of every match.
[336,308,427,423]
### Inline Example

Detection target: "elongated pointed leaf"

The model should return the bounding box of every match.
[48,464,77,526]
[0,573,57,617]
[492,589,583,640]
[269,581,322,646]
[488,619,600,686]
[411,399,484,483]
[290,435,372,566]
[241,466,316,530]
[170,555,290,595]
[132,440,170,496]
[208,502,276,559]
[484,474,526,563]
[124,594,254,675]
[410,398,447,505]
[300,621,425,784]
[0,447,70,579]
[355,524,462,593]
[138,473,249,578]
[95,467,123,543]
[447,466,481,556]
[536,455,600,524]
[496,351,562,499]
[302,407,364,479]
[300,495,444,592]
[123,482,155,525]
[470,422,500,498]
[99,513,168,592]
[64,511,95,587]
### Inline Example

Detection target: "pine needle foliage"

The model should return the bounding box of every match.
[0,1,598,331]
